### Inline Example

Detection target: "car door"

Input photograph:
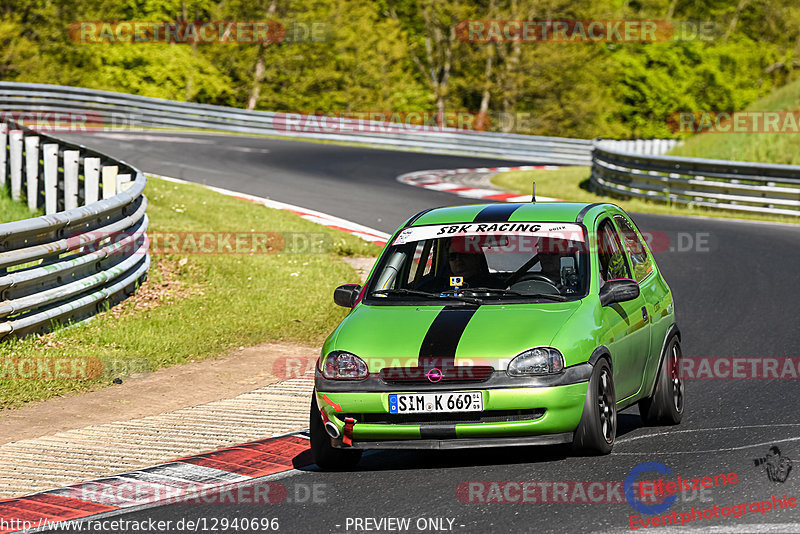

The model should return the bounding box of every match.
[596,217,651,401]
[613,213,670,389]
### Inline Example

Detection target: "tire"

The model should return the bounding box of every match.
[310,394,362,470]
[639,337,684,425]
[572,358,616,455]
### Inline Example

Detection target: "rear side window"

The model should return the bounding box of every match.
[614,215,654,282]
[597,218,631,284]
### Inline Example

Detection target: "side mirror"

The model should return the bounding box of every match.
[599,279,640,306]
[334,284,362,308]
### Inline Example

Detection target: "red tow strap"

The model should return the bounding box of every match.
[342,417,356,446]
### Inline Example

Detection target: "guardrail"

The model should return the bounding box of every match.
[0,82,687,166]
[0,120,149,339]
[0,82,598,165]
[591,143,800,217]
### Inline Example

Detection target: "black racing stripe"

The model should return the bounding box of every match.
[576,202,604,224]
[472,203,525,223]
[418,306,478,369]
[419,424,457,439]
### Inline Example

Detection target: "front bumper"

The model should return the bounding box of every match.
[351,433,573,450]
[316,381,589,449]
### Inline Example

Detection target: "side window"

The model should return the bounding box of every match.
[614,214,654,283]
[597,218,631,283]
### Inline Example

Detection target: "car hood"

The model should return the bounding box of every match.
[329,301,582,371]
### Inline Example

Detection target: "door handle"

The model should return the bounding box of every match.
[641,306,648,323]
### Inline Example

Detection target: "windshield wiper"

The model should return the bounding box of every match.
[373,289,483,305]
[526,293,568,301]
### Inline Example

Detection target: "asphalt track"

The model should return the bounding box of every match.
[58,132,800,533]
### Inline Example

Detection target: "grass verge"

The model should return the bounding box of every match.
[491,167,799,225]
[0,176,380,410]
[669,77,800,165]
[0,187,43,223]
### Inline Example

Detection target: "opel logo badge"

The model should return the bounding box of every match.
[426,367,443,383]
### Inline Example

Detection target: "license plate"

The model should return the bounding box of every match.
[388,392,483,414]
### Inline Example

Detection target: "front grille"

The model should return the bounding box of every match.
[336,409,545,426]
[380,365,494,384]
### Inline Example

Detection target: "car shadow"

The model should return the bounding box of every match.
[348,444,571,472]
[617,412,645,438]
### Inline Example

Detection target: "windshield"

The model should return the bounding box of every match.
[365,222,589,304]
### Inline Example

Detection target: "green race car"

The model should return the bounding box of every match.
[311,201,684,469]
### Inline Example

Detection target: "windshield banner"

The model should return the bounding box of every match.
[393,223,586,247]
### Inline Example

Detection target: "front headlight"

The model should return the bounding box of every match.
[322,351,369,380]
[507,347,565,376]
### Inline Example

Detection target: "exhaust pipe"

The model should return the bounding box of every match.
[324,421,340,438]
